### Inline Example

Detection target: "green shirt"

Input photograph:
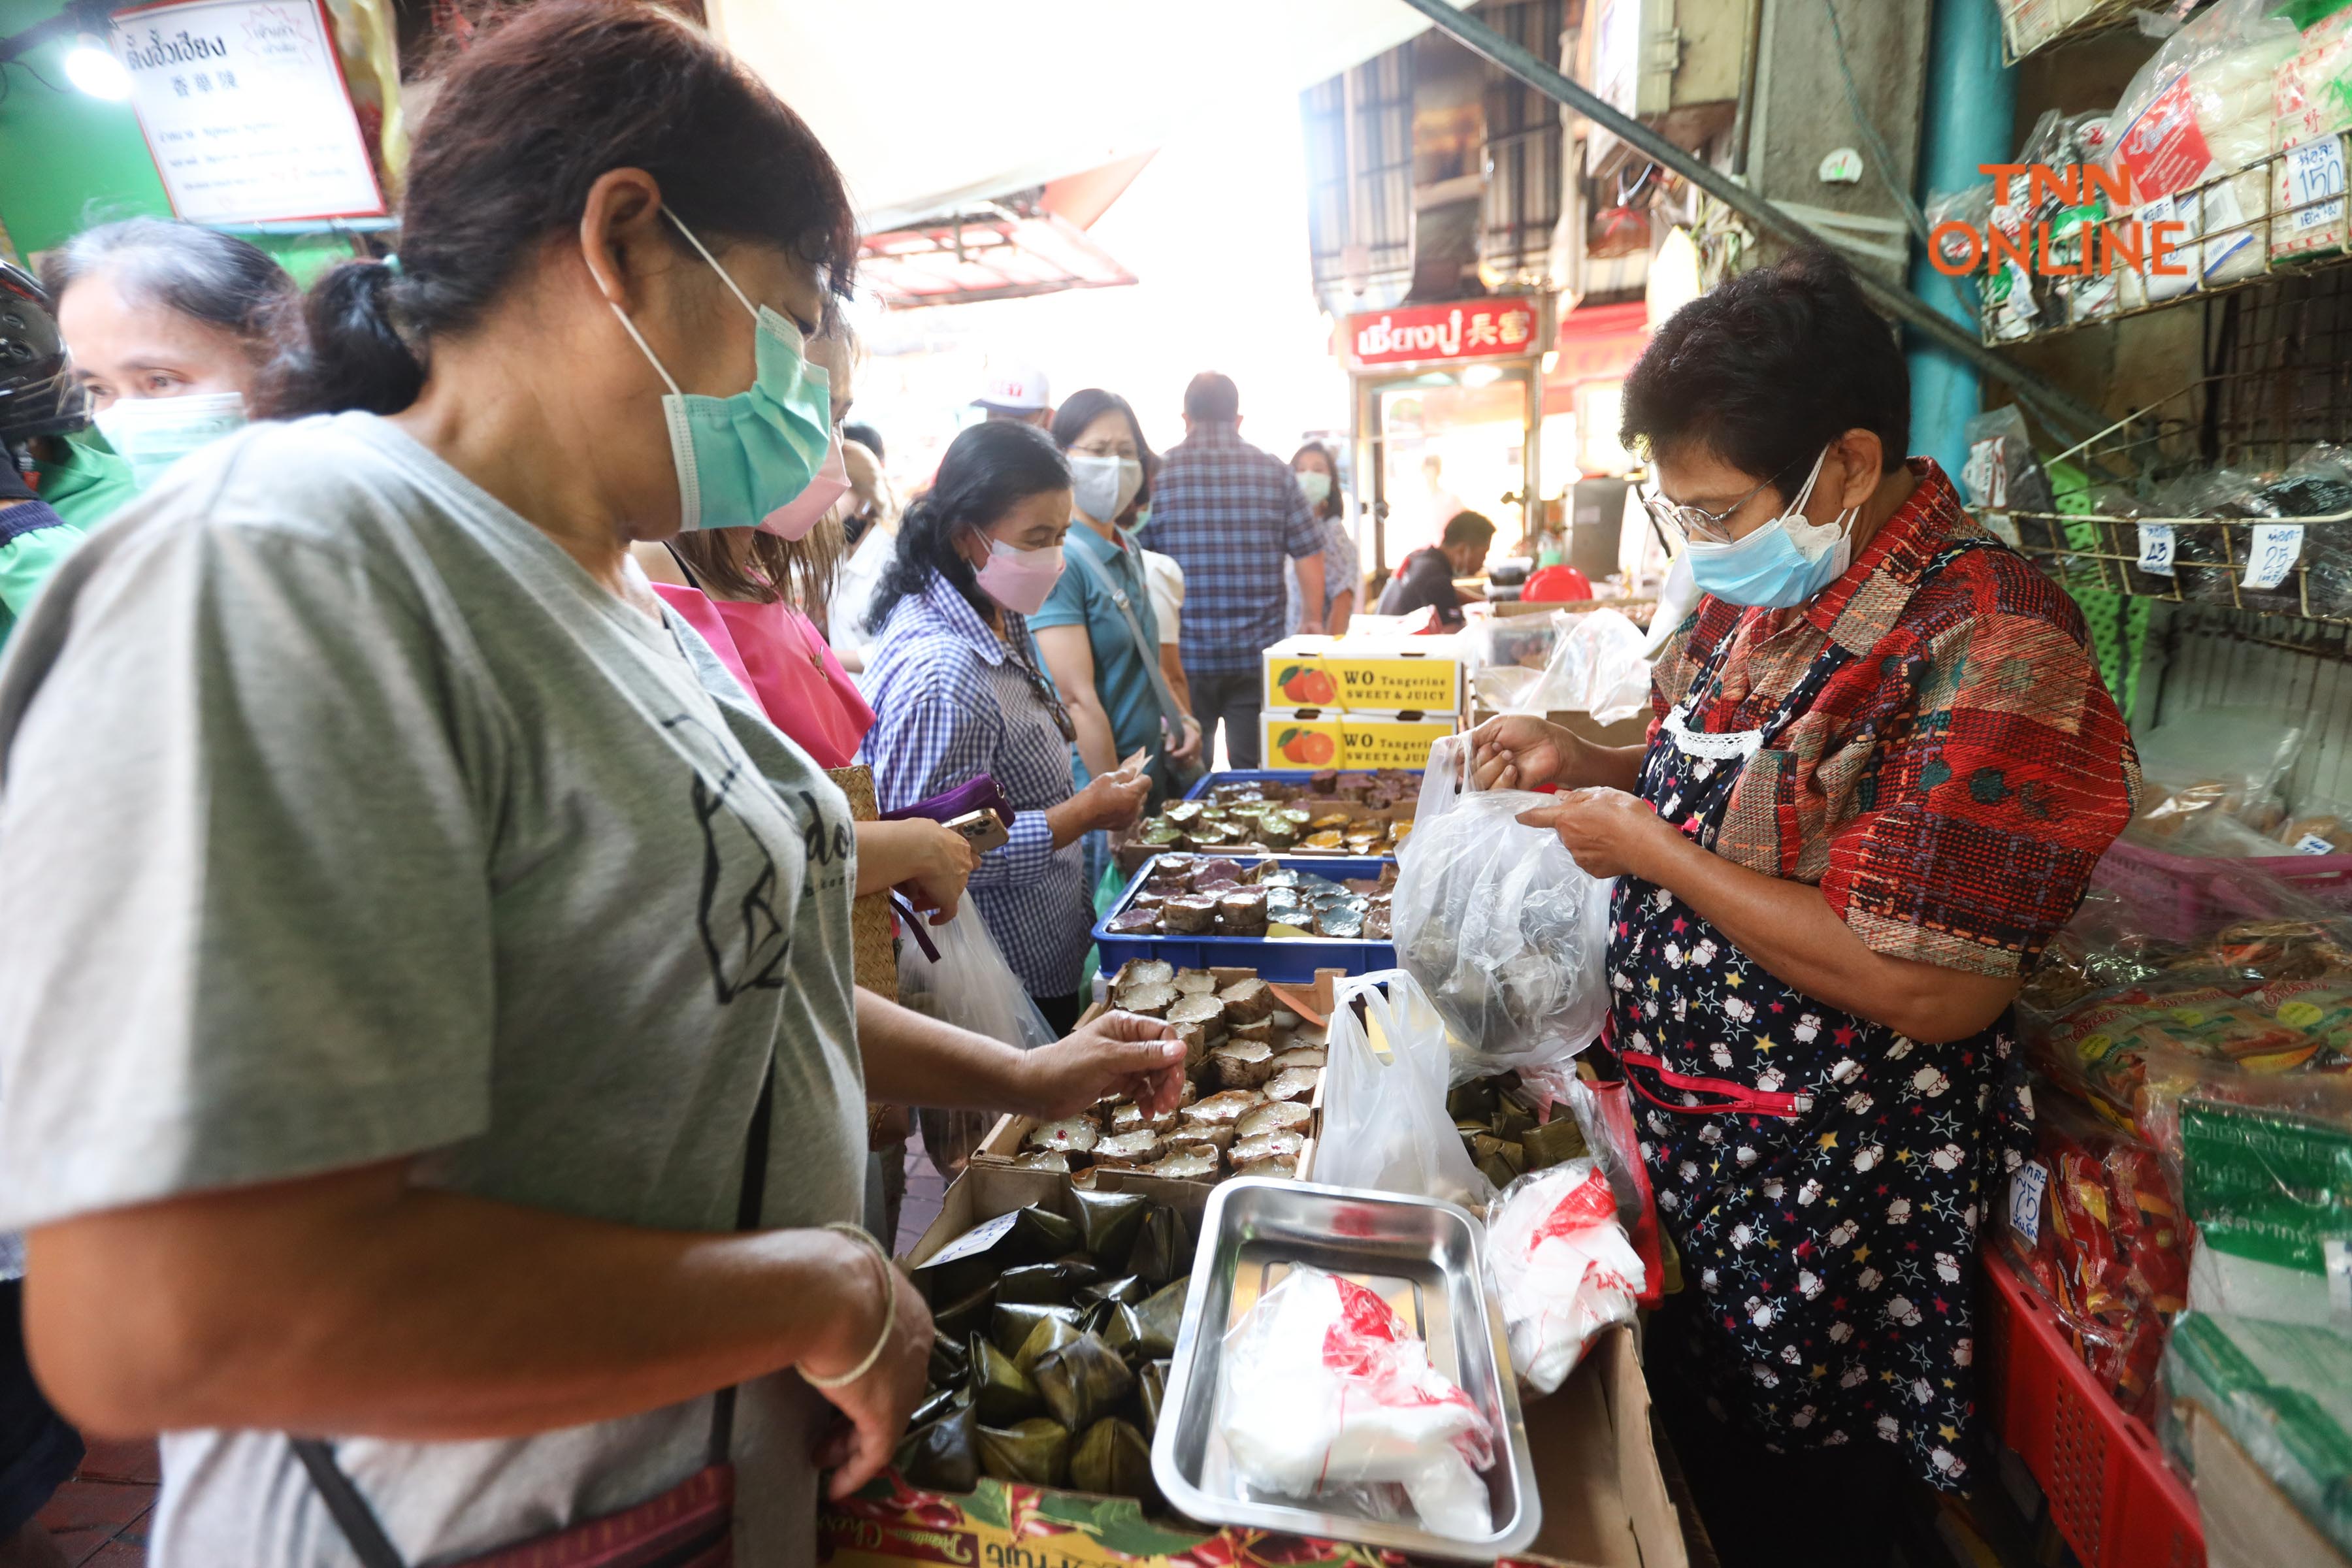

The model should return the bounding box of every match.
[33,433,140,532]
[1031,520,1166,764]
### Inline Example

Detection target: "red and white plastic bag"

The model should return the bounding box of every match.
[1485,1160,1646,1394]
[1217,1267,1496,1541]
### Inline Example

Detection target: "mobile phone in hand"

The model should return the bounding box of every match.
[945,808,1010,855]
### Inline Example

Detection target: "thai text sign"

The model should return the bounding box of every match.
[110,0,385,225]
[1345,297,1539,368]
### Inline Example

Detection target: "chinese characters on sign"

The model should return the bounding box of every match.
[109,0,384,226]
[1345,298,1541,369]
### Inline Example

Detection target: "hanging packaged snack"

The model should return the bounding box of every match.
[2272,7,2352,263]
[2109,0,2302,294]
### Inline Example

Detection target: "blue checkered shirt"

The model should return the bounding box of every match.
[858,576,1092,996]
[1139,424,1325,676]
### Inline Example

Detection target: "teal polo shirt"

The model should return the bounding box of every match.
[1032,521,1166,766]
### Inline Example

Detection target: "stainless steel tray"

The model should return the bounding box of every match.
[1149,1177,1541,1560]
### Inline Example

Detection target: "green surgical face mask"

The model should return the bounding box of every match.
[91,391,247,490]
[607,210,834,532]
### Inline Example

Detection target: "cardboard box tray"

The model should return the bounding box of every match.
[823,1158,1687,1568]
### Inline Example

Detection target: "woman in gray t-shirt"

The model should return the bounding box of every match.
[0,8,1183,1567]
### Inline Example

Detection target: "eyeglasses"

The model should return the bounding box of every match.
[1641,456,1805,546]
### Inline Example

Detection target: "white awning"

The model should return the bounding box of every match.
[709,0,1467,231]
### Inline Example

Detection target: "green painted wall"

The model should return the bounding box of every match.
[0,0,359,282]
[0,0,172,259]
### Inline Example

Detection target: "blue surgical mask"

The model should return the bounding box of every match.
[1681,447,1857,609]
[608,211,833,531]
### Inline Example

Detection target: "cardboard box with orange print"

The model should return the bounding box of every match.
[1261,710,1458,771]
[1263,634,1465,715]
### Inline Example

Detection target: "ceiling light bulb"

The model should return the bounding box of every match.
[63,40,132,101]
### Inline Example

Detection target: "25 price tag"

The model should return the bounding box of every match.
[2137,522,2176,576]
[2244,523,2306,591]
[2008,1161,2050,1246]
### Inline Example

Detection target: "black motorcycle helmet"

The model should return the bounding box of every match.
[0,259,85,445]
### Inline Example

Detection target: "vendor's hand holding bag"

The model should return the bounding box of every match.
[897,904,1058,1177]
[1392,734,1613,1085]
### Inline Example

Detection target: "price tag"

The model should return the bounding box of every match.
[2296,833,2339,857]
[2244,523,2306,591]
[2287,137,2349,235]
[2137,522,2176,576]
[2008,1160,2050,1246]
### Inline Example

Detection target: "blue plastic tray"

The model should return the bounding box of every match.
[1181,768,1423,802]
[1092,853,1397,982]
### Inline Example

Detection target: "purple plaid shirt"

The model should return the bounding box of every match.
[858,576,1092,996]
[1139,423,1325,676]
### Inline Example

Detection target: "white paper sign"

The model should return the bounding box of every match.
[2295,832,2339,856]
[2244,523,2306,592]
[2008,1160,2050,1247]
[2287,139,2349,236]
[109,0,384,226]
[2136,522,2176,576]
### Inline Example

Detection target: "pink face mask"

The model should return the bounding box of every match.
[757,428,849,539]
[975,538,1066,615]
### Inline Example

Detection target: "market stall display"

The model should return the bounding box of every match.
[981,962,1325,1188]
[1094,855,1400,979]
[1120,776,1416,874]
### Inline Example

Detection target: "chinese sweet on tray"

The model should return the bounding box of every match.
[1107,857,1397,942]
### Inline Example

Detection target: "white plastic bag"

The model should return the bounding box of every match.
[1316,970,1493,1209]
[897,906,1058,1176]
[1393,736,1614,1085]
[829,519,896,670]
[1511,608,1651,725]
[1484,1160,1645,1394]
[1217,1266,1495,1541]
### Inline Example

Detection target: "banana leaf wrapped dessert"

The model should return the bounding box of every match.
[977,1416,1071,1487]
[1033,1331,1135,1431]
[1069,1417,1155,1503]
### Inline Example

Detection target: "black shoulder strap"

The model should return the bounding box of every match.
[293,1067,779,1567]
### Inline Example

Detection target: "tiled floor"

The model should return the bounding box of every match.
[33,1437,159,1567]
[21,1141,950,1568]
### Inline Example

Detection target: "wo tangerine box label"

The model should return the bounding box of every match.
[1262,634,1464,713]
[1262,710,1456,770]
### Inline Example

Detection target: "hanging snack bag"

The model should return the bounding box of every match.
[2111,0,2302,295]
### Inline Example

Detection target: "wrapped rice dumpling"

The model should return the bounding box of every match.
[1077,1273,1147,1309]
[1126,1203,1193,1286]
[931,1282,997,1343]
[968,1334,1044,1424]
[895,1403,980,1494]
[1032,1332,1136,1431]
[927,1337,971,1390]
[977,1416,1071,1487]
[1069,1418,1155,1501]
[993,1301,1080,1361]
[1132,1277,1189,1358]
[1072,1189,1150,1264]
[1135,1358,1171,1435]
[996,1259,1101,1306]
[910,1382,970,1429]
[919,1205,1083,1305]
[1012,1312,1083,1377]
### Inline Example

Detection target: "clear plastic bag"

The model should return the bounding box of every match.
[897,906,1058,1178]
[1317,970,1494,1209]
[1484,1159,1645,1395]
[1393,738,1614,1085]
[2131,708,2306,845]
[1509,608,1651,725]
[1216,1266,1496,1541]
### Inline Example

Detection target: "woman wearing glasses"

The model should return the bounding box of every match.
[861,420,1151,1032]
[1469,250,2136,1567]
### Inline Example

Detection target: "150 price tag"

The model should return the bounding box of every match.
[2137,522,2176,575]
[2287,138,2349,235]
[2244,523,2305,592]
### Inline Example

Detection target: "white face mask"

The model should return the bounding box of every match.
[1296,470,1332,506]
[93,391,248,490]
[1068,453,1144,525]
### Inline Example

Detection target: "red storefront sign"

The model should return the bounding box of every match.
[1544,299,1650,399]
[1345,297,1541,368]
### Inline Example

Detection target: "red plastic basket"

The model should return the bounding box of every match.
[1984,1249,2204,1568]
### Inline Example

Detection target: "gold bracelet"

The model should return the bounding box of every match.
[804,1222,896,1390]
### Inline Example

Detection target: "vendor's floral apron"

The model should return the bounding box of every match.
[1608,542,2030,1491]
